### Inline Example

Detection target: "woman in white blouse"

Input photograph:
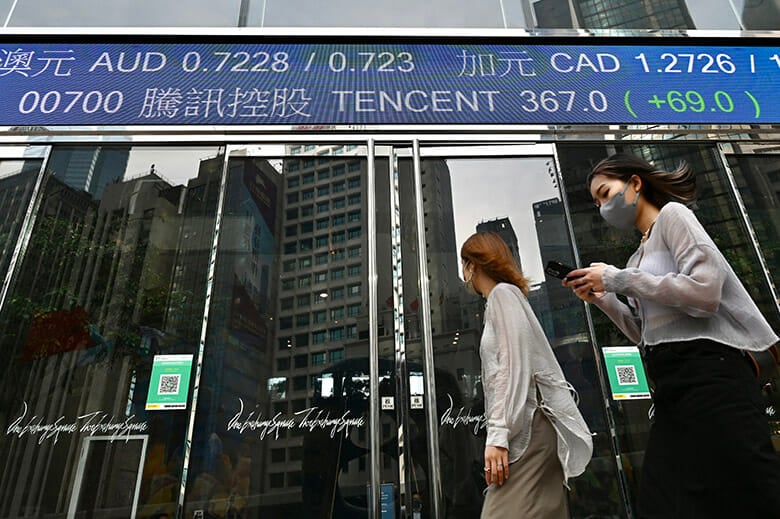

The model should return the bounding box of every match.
[565,153,780,518]
[460,231,592,519]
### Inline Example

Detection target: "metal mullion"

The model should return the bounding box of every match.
[367,138,382,519]
[412,139,443,519]
[176,145,232,516]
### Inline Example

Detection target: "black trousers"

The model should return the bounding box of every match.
[638,339,780,519]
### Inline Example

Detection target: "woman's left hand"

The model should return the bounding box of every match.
[484,445,509,486]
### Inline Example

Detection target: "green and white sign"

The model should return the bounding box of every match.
[145,354,193,410]
[602,346,651,400]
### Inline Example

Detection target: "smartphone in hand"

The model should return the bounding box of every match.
[545,260,583,280]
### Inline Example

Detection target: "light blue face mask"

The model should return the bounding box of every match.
[599,182,639,230]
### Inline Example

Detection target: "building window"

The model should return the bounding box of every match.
[271,448,286,463]
[332,165,345,176]
[293,376,307,391]
[283,260,296,273]
[304,144,316,152]
[315,253,329,265]
[284,242,297,254]
[332,214,345,226]
[299,238,313,251]
[299,257,312,269]
[333,198,346,209]
[281,297,294,310]
[348,177,361,189]
[316,218,329,230]
[287,192,299,204]
[313,330,327,344]
[348,284,361,296]
[348,194,361,205]
[312,352,326,366]
[333,182,345,193]
[348,227,361,240]
[287,208,298,220]
[294,354,308,369]
[331,307,344,320]
[280,317,293,329]
[348,211,361,222]
[301,205,314,217]
[285,225,297,237]
[348,246,361,257]
[348,162,361,172]
[331,268,345,280]
[332,287,344,299]
[301,189,314,200]
[313,310,327,323]
[297,293,311,306]
[317,201,329,213]
[315,235,328,248]
[317,186,330,197]
[269,473,285,489]
[300,221,313,234]
[302,172,314,184]
[314,271,328,283]
[295,314,309,327]
[281,278,295,290]
[347,303,361,317]
[295,333,309,347]
[347,264,361,276]
[332,230,345,243]
[287,177,300,188]
[329,349,344,362]
[278,337,294,350]
[331,249,345,261]
[298,276,311,288]
[276,357,290,371]
[346,325,357,338]
[303,159,315,168]
[290,146,301,155]
[329,328,344,341]
[318,169,330,180]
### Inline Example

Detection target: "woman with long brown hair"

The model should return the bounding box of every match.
[461,231,592,518]
[565,153,780,518]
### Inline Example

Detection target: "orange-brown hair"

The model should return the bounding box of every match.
[460,231,529,296]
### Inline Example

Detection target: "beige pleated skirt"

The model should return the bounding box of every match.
[480,411,569,519]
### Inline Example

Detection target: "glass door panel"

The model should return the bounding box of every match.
[0,144,224,519]
[722,145,780,448]
[396,144,623,518]
[182,143,396,518]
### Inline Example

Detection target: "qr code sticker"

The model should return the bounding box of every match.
[158,374,181,395]
[615,365,638,386]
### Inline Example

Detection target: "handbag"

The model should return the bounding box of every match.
[745,343,780,387]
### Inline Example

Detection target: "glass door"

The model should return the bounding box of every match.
[181,142,401,518]
[392,143,626,518]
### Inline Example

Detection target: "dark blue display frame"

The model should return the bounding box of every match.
[1,35,778,126]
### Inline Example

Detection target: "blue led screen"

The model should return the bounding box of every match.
[0,40,778,126]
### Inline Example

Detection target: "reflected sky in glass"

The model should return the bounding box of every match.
[450,157,558,284]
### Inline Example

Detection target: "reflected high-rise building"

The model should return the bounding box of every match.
[46,146,131,200]
[529,0,695,29]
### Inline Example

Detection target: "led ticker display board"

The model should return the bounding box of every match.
[0,39,778,126]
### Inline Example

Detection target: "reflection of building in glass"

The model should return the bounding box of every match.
[268,144,367,501]
[530,0,695,29]
[477,216,523,272]
[741,0,780,30]
[47,146,131,200]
